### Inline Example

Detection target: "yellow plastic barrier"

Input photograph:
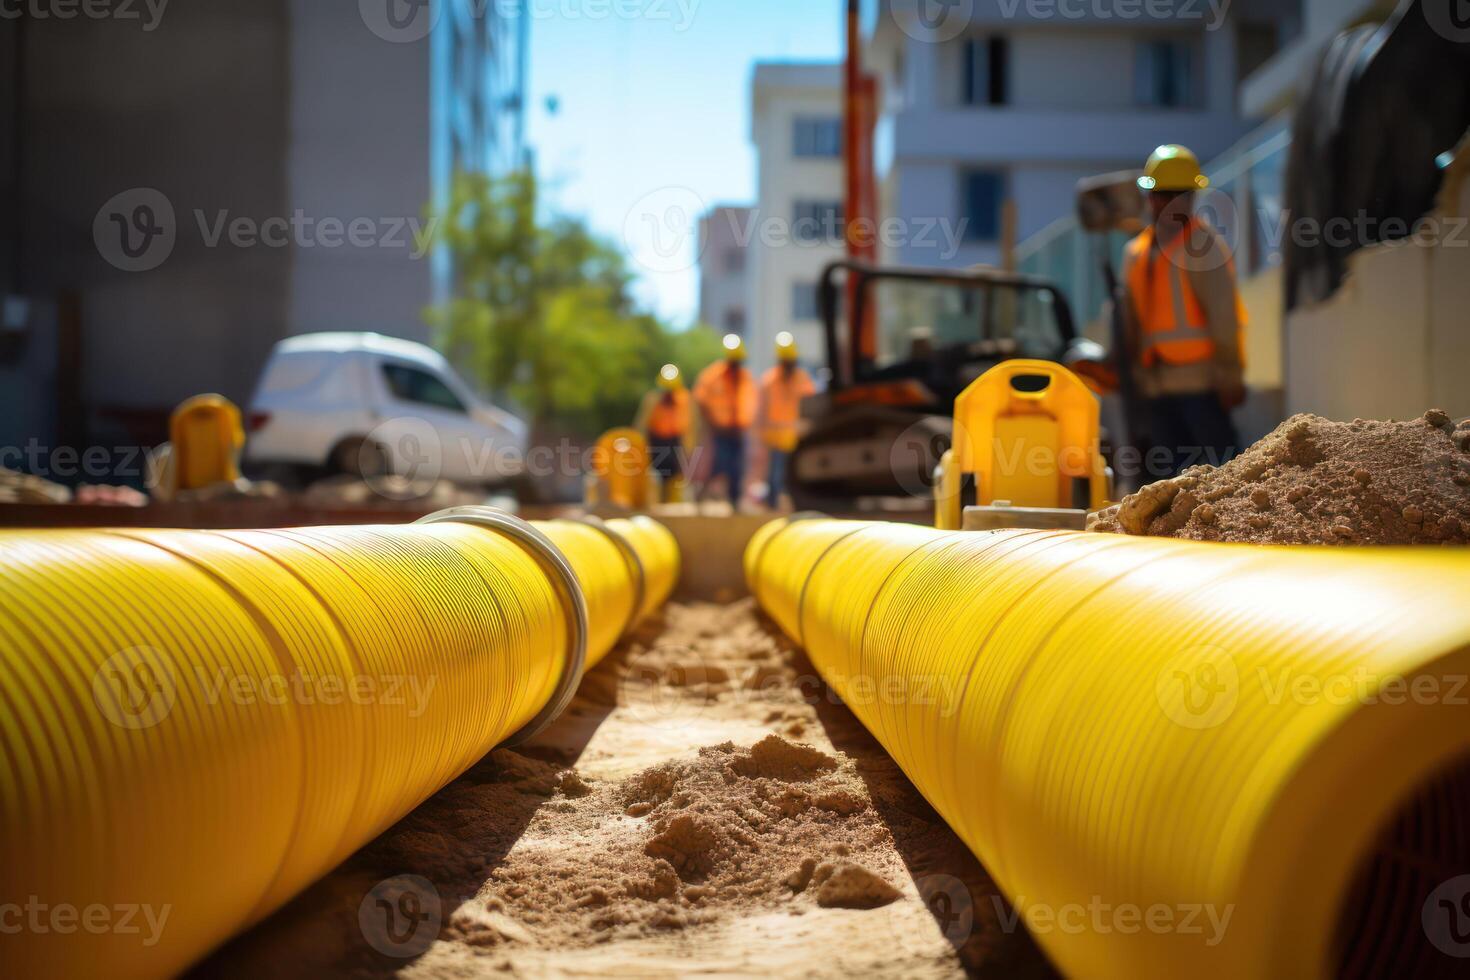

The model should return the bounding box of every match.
[590,428,652,510]
[169,393,244,491]
[953,359,1108,510]
[0,508,678,979]
[747,518,1470,979]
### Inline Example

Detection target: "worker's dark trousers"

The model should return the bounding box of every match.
[710,432,746,504]
[1147,393,1240,479]
[765,449,790,509]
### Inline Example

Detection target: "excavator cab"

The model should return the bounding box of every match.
[789,260,1104,510]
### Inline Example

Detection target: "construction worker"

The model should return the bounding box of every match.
[693,333,757,506]
[639,364,692,503]
[758,331,816,510]
[1123,144,1247,479]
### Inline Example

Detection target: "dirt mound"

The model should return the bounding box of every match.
[198,600,1054,979]
[1091,411,1470,544]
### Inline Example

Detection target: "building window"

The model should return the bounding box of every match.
[1135,40,1195,108]
[792,283,820,322]
[794,117,842,158]
[724,249,746,274]
[963,37,1009,106]
[792,201,844,244]
[961,171,1005,242]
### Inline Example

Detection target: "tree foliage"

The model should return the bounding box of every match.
[426,170,723,436]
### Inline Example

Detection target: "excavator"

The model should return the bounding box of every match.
[787,1,1127,511]
[786,260,1112,510]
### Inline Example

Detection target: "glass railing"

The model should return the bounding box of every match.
[1016,113,1292,335]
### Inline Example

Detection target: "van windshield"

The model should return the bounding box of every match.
[381,363,468,413]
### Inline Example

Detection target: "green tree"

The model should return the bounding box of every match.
[426,170,723,436]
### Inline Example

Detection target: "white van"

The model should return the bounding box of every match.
[243,332,528,485]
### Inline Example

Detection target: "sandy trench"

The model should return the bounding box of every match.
[194,599,1056,979]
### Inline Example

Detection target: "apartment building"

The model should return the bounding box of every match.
[698,206,754,337]
[0,0,527,451]
[865,0,1299,269]
[747,63,845,380]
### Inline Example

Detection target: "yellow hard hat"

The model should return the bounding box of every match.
[775,331,799,363]
[1138,144,1209,192]
[657,363,682,391]
[722,333,746,361]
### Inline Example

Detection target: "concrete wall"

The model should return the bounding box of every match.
[287,0,435,343]
[10,1,293,435]
[1286,169,1470,422]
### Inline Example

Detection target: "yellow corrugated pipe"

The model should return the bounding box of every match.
[0,507,677,979]
[603,515,680,622]
[747,518,1470,979]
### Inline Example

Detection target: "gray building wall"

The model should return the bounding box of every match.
[0,1,525,452]
[698,206,753,335]
[7,1,293,443]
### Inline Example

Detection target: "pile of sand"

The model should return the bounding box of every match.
[1090,411,1470,545]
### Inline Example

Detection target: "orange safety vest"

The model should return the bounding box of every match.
[694,362,757,430]
[759,365,815,451]
[1125,218,1247,368]
[647,389,690,440]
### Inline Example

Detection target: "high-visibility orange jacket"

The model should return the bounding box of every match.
[646,389,690,440]
[694,362,757,430]
[759,365,815,451]
[1124,217,1247,371]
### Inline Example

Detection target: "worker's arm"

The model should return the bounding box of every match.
[1185,230,1246,406]
[633,391,655,433]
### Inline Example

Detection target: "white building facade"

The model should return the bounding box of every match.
[747,63,846,380]
[698,206,755,337]
[866,0,1299,269]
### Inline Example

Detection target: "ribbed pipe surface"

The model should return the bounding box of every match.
[0,510,677,978]
[747,519,1470,978]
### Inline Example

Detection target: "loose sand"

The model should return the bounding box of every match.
[1090,410,1470,544]
[196,600,1055,978]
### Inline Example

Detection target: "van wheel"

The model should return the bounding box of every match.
[330,438,390,479]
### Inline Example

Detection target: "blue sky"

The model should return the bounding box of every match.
[526,0,843,325]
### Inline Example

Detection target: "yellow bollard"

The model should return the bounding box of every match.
[169,393,245,491]
[953,359,1109,510]
[747,518,1470,979]
[592,428,652,510]
[0,508,678,979]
